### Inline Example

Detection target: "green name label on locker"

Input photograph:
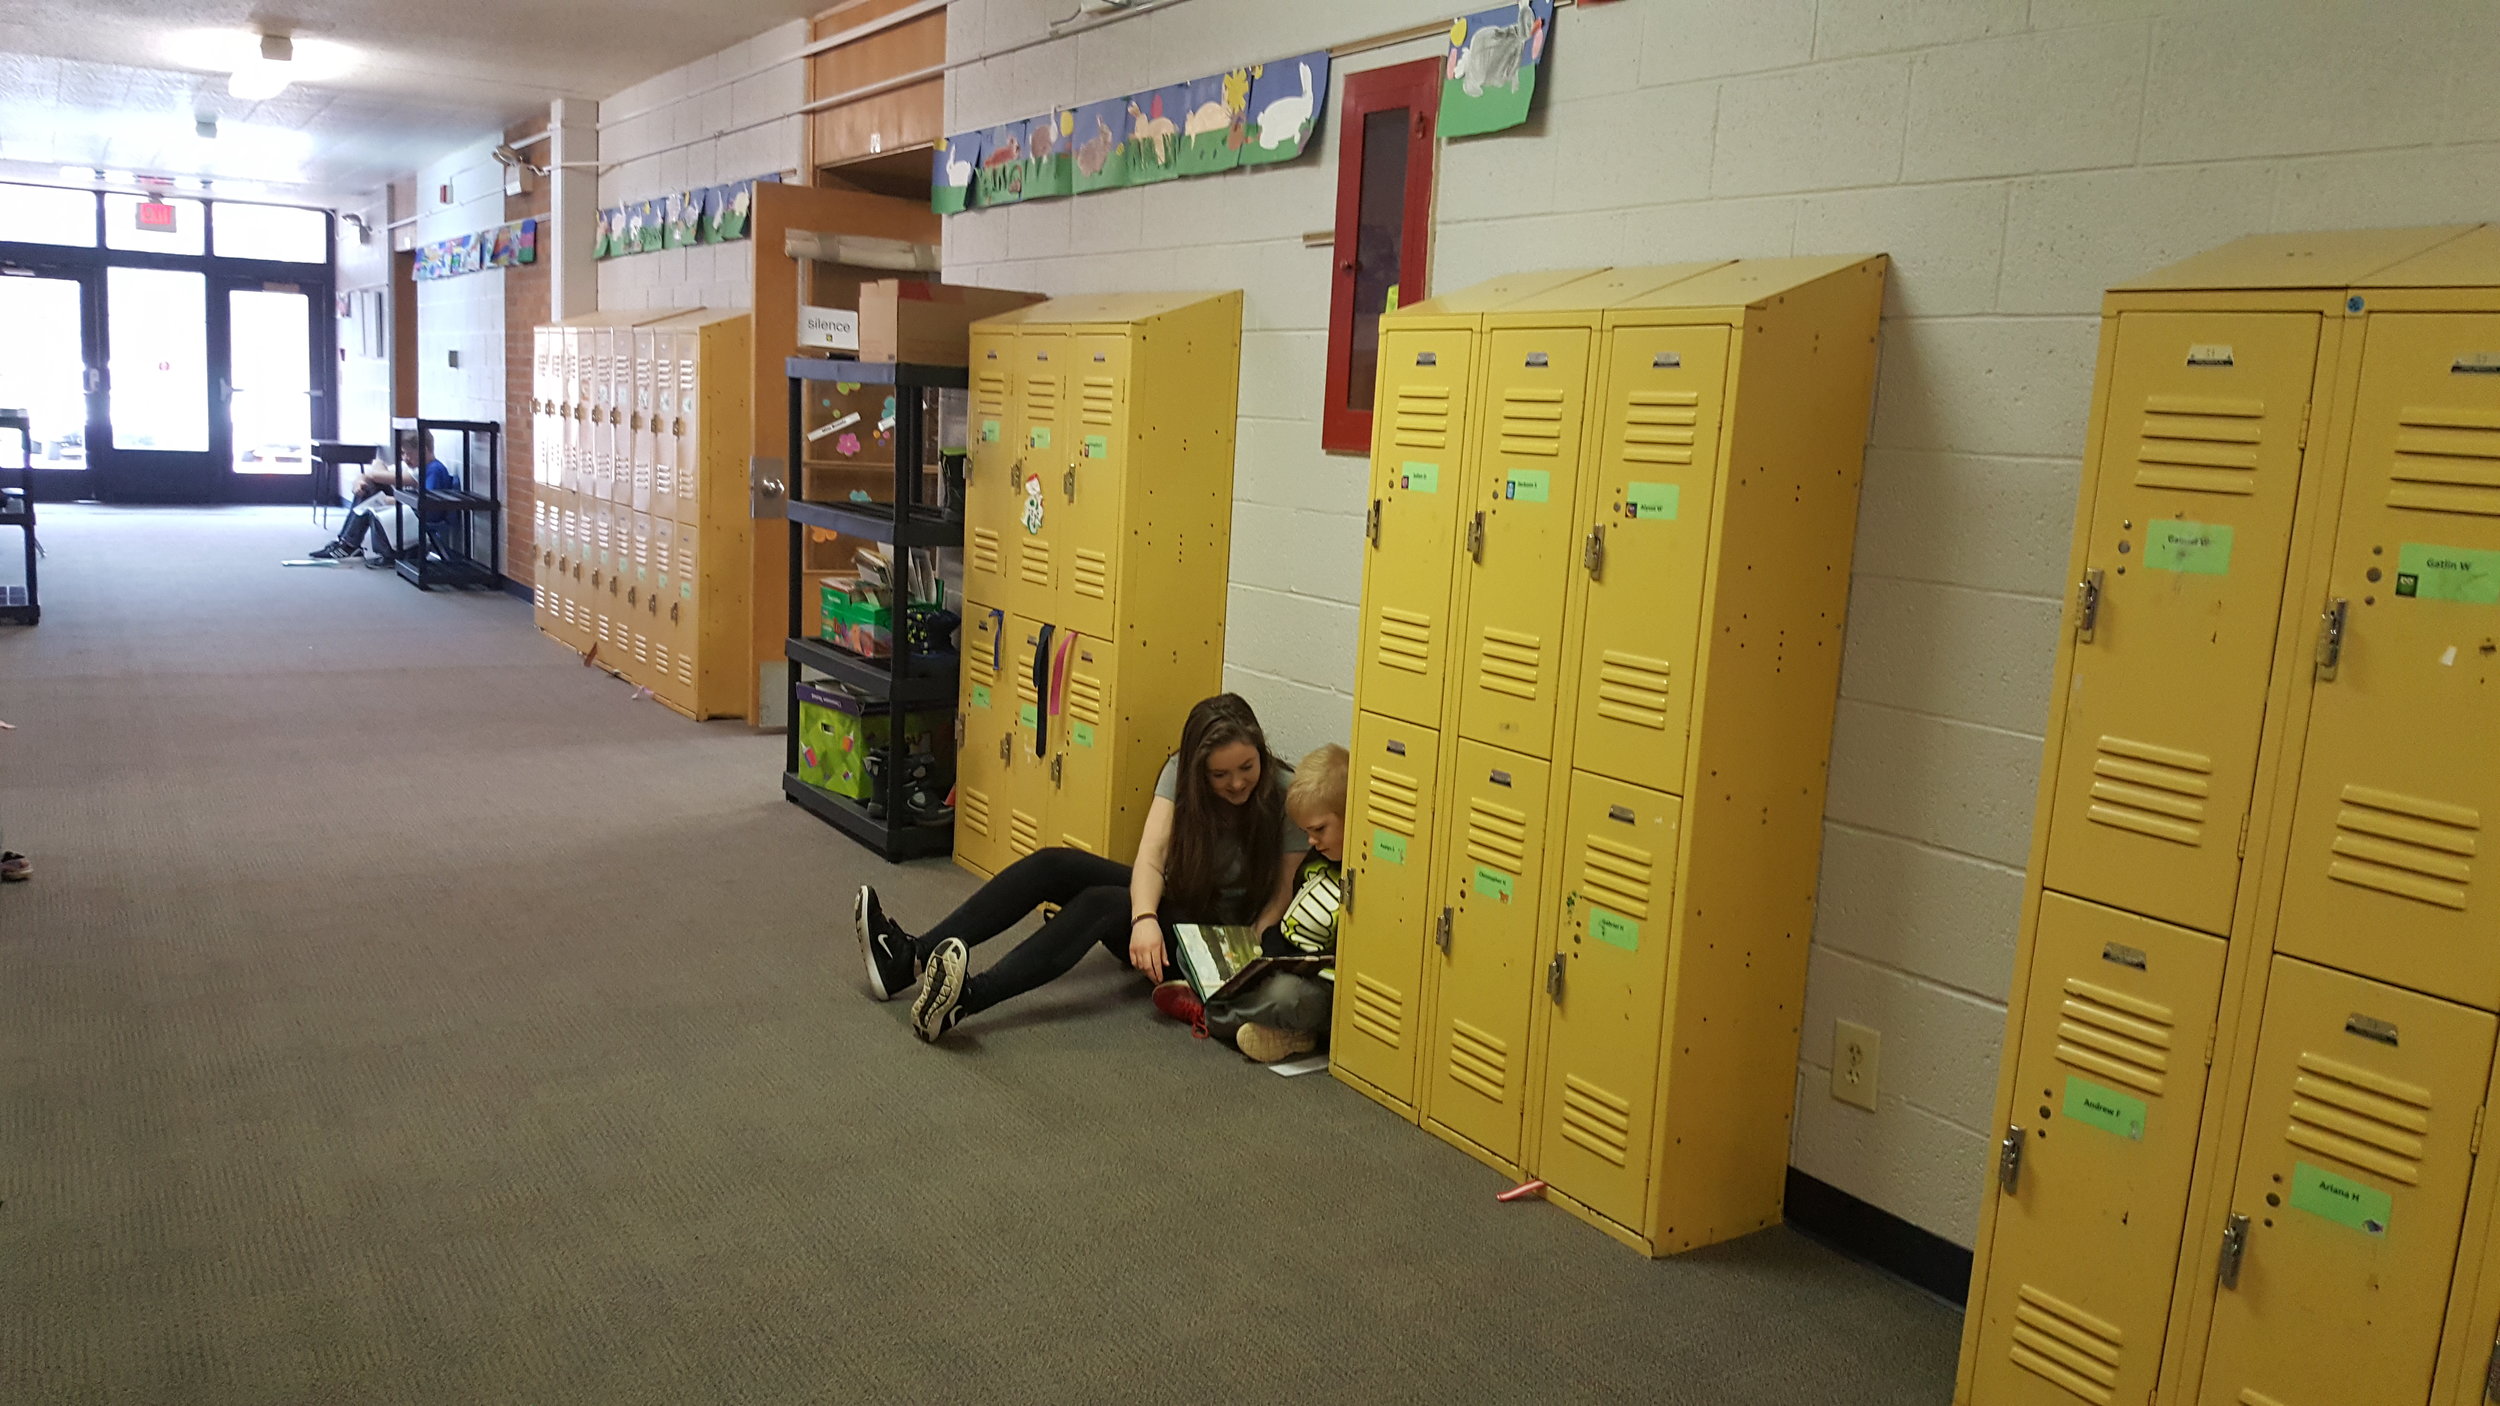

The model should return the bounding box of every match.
[1473,865,1515,901]
[1071,721,1096,748]
[970,684,992,710]
[1504,470,1552,504]
[1624,482,1679,521]
[980,419,1000,443]
[1373,829,1408,864]
[2062,1076,2147,1141]
[1017,704,1039,729]
[1029,426,1053,450]
[1589,907,1641,951]
[2291,1161,2391,1237]
[2395,543,2500,604]
[680,583,692,599]
[2146,519,2234,575]
[1400,461,1439,493]
[1083,435,1108,460]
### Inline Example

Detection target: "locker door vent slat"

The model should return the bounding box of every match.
[2327,785,2479,912]
[1500,388,1566,457]
[1580,835,1655,920]
[959,787,991,839]
[1350,974,1405,1048]
[2055,977,2175,1096]
[1375,609,1433,674]
[971,528,1003,576]
[1019,540,1052,588]
[1595,651,1672,728]
[1366,766,1422,831]
[1073,550,1110,600]
[975,371,1008,416]
[1008,810,1043,856]
[1477,627,1543,699]
[967,645,996,690]
[1444,1018,1510,1103]
[1557,1074,1633,1166]
[2133,395,2265,495]
[1066,673,1105,726]
[1022,376,1057,418]
[2389,405,2500,515]
[2007,1285,2123,1403]
[2285,1052,2433,1185]
[1464,799,1529,871]
[1081,376,1117,427]
[1393,384,1451,450]
[2083,735,2213,847]
[1622,389,1701,465]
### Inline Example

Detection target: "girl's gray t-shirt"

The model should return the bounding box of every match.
[1154,755,1308,917]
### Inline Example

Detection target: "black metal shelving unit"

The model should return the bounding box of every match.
[388,418,502,591]
[781,357,966,861]
[0,410,36,626]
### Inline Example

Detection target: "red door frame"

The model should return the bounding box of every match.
[1322,57,1440,454]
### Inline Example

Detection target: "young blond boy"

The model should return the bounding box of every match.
[1209,743,1347,1062]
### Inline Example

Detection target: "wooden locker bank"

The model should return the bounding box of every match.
[1958,225,2500,1406]
[1335,257,1890,1256]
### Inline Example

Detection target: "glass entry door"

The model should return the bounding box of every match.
[0,271,98,500]
[224,282,319,498]
[93,266,214,500]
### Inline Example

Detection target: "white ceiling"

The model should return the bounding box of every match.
[0,0,827,206]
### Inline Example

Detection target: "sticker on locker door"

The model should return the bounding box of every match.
[1082,435,1106,459]
[2145,519,2234,575]
[1503,470,1551,503]
[1622,483,1678,520]
[1071,722,1096,747]
[1473,866,1515,901]
[2394,543,2500,603]
[2061,1076,2147,1140]
[1588,908,1639,951]
[981,419,999,443]
[1029,426,1052,449]
[2290,1161,2391,1237]
[1400,462,1439,493]
[1373,830,1408,865]
[1017,703,1038,728]
[971,685,992,709]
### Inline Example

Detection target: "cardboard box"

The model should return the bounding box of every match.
[857,280,1045,365]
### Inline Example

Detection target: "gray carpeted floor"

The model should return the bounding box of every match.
[0,506,1959,1404]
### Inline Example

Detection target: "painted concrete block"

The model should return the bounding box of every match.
[1714,57,1911,197]
[1852,448,2081,599]
[1639,0,1816,84]
[1838,576,2061,736]
[1999,162,2277,314]
[1903,24,2149,182]
[1812,821,2025,1003]
[1825,699,2043,868]
[1868,316,2098,459]
[1795,181,2009,317]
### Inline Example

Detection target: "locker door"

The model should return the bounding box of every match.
[1423,740,1554,1166]
[631,329,657,513]
[1966,893,2229,1406]
[626,511,653,674]
[954,604,1011,875]
[2041,311,2323,937]
[1333,712,1446,1108]
[1013,332,1069,614]
[2197,956,2495,1406]
[652,331,682,521]
[1358,326,1477,727]
[1050,632,1120,856]
[1569,324,1732,796]
[966,331,1018,606]
[1534,772,1681,1231]
[592,506,619,659]
[1004,613,1052,862]
[1458,326,1596,759]
[588,330,613,502]
[533,497,559,632]
[1061,332,1129,640]
[671,524,699,699]
[650,518,677,697]
[2276,313,2500,1007]
[674,336,703,526]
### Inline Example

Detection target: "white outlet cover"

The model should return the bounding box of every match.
[1832,1019,1881,1112]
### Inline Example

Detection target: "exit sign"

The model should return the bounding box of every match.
[134,200,178,232]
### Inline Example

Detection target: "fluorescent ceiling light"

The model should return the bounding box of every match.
[164,29,357,99]
[228,62,288,101]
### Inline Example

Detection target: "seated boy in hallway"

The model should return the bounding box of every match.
[1155,743,1346,1063]
[304,433,457,563]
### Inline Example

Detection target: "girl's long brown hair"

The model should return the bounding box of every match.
[1163,693,1284,920]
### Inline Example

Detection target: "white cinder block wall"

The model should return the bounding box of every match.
[596,19,809,316]
[940,0,2500,1246]
[414,138,508,427]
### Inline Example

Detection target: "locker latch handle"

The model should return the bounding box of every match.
[1434,907,1453,954]
[1366,499,1381,548]
[2074,567,2103,643]
[1998,1124,2024,1194]
[998,733,1011,762]
[2317,596,2349,681]
[1467,511,1486,563]
[1546,952,1566,1004]
[2217,1212,2251,1291]
[1063,466,1076,502]
[1341,867,1356,914]
[2482,1318,2500,1403]
[1051,754,1064,787]
[1583,525,1606,579]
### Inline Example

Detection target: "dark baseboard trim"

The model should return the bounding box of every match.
[499,578,530,601]
[1784,1167,1972,1307]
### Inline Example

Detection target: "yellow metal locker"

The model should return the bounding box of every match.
[1965,893,2229,1406]
[1533,771,1681,1236]
[1013,330,1068,612]
[1358,326,1479,728]
[672,333,702,527]
[1059,331,1127,641]
[631,329,658,513]
[1004,612,1050,863]
[2197,956,2495,1406]
[1050,632,1119,855]
[954,603,1011,878]
[1567,324,1733,797]
[1423,740,1555,1171]
[652,330,682,522]
[1456,326,1596,760]
[2038,310,2326,939]
[966,331,1018,606]
[2275,311,2500,1007]
[1334,711,1447,1115]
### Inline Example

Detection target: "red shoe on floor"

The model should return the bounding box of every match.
[1152,980,1207,1034]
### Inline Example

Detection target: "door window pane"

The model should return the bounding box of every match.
[213,203,327,263]
[0,277,89,465]
[107,268,208,451]
[0,184,98,247]
[229,289,312,473]
[104,194,205,255]
[1346,107,1413,415]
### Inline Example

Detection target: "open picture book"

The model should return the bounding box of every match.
[1167,923,1330,1005]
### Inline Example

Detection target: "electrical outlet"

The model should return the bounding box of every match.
[1832,1020,1881,1111]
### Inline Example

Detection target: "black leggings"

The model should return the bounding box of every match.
[922,846,1158,1016]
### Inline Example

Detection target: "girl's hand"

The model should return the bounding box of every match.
[1128,917,1168,982]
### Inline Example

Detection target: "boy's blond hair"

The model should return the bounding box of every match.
[1287,743,1349,823]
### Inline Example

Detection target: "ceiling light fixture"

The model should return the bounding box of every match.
[227,33,293,101]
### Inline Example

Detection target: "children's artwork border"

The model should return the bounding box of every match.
[1438,1,1553,138]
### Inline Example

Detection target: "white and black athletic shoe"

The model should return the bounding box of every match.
[910,937,968,1042]
[855,885,918,1001]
